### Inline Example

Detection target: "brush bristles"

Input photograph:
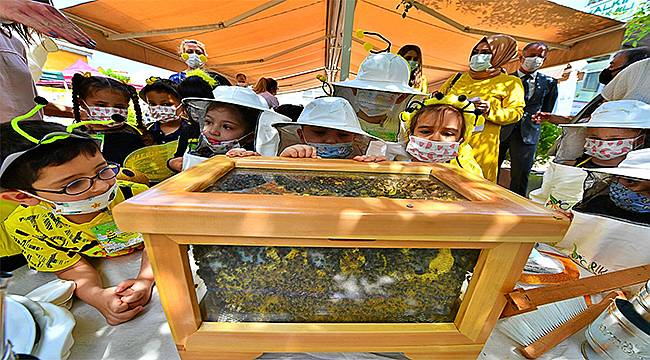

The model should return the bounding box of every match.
[498,297,588,346]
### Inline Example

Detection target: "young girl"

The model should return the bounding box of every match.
[139,77,197,145]
[71,73,149,165]
[400,92,483,177]
[529,100,649,210]
[270,97,385,162]
[178,86,275,170]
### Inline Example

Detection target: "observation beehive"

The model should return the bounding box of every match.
[113,156,569,360]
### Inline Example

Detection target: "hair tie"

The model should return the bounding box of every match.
[83,72,92,78]
[146,76,159,85]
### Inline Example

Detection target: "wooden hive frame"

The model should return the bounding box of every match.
[113,156,570,360]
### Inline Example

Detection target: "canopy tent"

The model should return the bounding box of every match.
[62,0,625,94]
[62,59,103,81]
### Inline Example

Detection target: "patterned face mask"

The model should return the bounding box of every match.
[406,136,459,163]
[584,136,642,160]
[82,101,129,122]
[200,132,251,155]
[20,183,118,215]
[609,181,650,213]
[307,142,354,159]
[356,90,399,117]
[145,105,178,125]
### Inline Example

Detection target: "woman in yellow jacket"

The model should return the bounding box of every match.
[439,35,525,182]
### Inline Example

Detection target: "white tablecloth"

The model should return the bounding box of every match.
[7,253,587,360]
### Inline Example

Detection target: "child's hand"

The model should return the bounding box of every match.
[115,278,154,309]
[167,157,183,172]
[353,155,387,163]
[280,145,318,158]
[95,287,144,325]
[226,148,260,158]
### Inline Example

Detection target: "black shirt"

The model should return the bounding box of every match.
[173,120,201,157]
[87,127,145,165]
[150,120,196,145]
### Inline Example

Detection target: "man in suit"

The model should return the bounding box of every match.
[499,42,558,196]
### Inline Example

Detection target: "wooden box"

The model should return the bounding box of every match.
[113,156,569,360]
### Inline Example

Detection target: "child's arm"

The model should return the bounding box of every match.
[280,144,318,158]
[55,258,144,325]
[226,148,260,158]
[353,155,387,163]
[114,249,155,310]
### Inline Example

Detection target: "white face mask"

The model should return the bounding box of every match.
[469,54,493,72]
[356,90,399,117]
[584,136,642,160]
[20,182,118,216]
[200,132,252,154]
[185,53,205,69]
[522,56,545,72]
[145,105,178,125]
[82,102,129,122]
[406,136,460,163]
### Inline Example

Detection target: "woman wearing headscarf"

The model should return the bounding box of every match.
[439,35,525,182]
[398,44,427,93]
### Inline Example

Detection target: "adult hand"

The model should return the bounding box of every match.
[226,148,260,158]
[280,145,318,158]
[93,287,144,325]
[353,155,387,163]
[532,112,572,125]
[472,99,491,115]
[0,0,96,48]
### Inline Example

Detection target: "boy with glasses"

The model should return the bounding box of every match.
[0,115,154,325]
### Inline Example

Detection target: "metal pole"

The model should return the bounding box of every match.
[339,0,357,81]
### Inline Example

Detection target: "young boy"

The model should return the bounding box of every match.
[1,120,153,325]
[271,97,385,162]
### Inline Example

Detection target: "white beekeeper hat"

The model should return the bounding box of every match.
[333,53,424,95]
[273,97,380,140]
[587,148,650,181]
[183,85,270,112]
[561,100,650,129]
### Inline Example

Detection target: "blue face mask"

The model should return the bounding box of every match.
[307,142,353,159]
[609,181,650,213]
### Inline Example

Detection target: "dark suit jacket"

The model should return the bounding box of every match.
[506,71,559,145]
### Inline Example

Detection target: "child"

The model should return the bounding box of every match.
[400,92,483,177]
[179,86,278,170]
[0,118,153,326]
[71,73,149,165]
[167,72,215,172]
[529,100,649,210]
[332,52,425,143]
[139,77,197,145]
[270,97,385,162]
[552,148,649,275]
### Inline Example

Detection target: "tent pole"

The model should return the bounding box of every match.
[339,0,357,81]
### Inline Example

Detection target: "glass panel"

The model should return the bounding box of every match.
[193,245,480,323]
[202,168,465,201]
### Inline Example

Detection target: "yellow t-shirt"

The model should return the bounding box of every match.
[3,181,148,272]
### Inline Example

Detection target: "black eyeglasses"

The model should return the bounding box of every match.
[30,163,121,196]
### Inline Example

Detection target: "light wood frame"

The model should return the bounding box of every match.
[114,156,569,359]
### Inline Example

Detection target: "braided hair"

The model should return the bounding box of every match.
[71,73,145,126]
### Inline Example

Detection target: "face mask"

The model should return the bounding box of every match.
[82,102,129,122]
[237,82,247,87]
[201,132,251,154]
[584,136,641,160]
[522,56,544,72]
[356,90,399,117]
[406,136,460,163]
[407,60,419,72]
[146,105,178,125]
[20,182,118,216]
[469,54,493,72]
[609,182,650,213]
[307,142,354,159]
[184,53,205,69]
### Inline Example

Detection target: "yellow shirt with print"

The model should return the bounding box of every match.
[4,181,148,272]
